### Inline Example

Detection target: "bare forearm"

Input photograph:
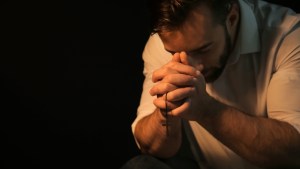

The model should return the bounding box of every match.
[199,99,300,168]
[134,108,182,158]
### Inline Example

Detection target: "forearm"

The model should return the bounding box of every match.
[199,98,300,168]
[134,108,182,158]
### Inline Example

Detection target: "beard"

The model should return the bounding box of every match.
[203,25,232,83]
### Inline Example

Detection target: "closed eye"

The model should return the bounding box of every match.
[187,43,212,56]
[165,42,213,56]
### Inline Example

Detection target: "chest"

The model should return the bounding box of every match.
[206,54,268,117]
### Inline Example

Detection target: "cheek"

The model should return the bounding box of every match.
[208,27,227,66]
[210,48,223,63]
[187,52,216,69]
[209,40,226,66]
[201,46,224,66]
[188,47,220,66]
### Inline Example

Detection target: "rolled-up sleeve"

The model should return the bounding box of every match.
[267,26,300,133]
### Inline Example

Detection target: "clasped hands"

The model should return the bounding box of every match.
[149,51,211,122]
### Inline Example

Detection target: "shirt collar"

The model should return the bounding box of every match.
[238,0,260,54]
[227,0,260,65]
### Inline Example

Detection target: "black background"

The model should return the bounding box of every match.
[1,0,299,169]
[1,1,149,169]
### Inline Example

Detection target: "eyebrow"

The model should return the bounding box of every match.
[165,42,213,54]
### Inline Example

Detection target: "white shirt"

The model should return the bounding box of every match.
[131,0,300,169]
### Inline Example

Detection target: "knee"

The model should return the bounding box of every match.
[120,154,171,169]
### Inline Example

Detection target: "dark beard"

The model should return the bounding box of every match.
[204,26,232,83]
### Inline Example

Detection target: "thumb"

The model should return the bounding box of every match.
[172,52,181,62]
[179,51,189,65]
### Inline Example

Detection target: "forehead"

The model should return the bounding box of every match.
[159,5,217,52]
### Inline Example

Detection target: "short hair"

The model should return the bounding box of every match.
[147,0,237,34]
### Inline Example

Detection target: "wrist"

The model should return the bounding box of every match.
[198,97,227,131]
[158,108,181,125]
[155,108,182,137]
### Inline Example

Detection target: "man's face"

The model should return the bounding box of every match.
[159,5,232,83]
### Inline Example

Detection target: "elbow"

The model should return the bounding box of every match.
[138,139,180,159]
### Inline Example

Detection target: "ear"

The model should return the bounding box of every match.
[225,3,239,34]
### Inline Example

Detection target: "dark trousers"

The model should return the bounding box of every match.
[120,154,200,169]
[121,121,208,169]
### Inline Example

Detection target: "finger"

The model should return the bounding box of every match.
[166,87,196,101]
[152,62,199,83]
[172,52,181,62]
[159,108,175,117]
[149,82,177,96]
[162,73,198,87]
[198,64,205,72]
[180,51,205,72]
[194,71,206,89]
[171,98,191,117]
[153,98,184,110]
[151,73,198,96]
[179,51,189,65]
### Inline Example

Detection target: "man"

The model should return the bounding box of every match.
[121,0,300,169]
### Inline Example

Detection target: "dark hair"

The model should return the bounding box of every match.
[147,0,237,34]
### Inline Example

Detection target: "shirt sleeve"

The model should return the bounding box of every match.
[131,34,172,145]
[267,25,300,133]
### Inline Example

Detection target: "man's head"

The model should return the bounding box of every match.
[148,0,238,33]
[147,0,240,82]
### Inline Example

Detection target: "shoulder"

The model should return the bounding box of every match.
[142,33,172,66]
[275,24,300,68]
[247,0,299,29]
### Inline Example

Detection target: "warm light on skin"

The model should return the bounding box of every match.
[159,3,239,83]
[134,2,300,168]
